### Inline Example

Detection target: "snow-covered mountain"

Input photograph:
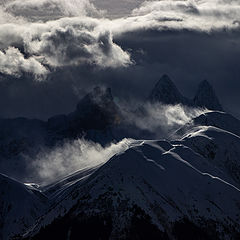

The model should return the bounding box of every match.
[12,110,238,240]
[0,76,239,240]
[0,174,46,240]
[22,120,240,239]
[0,87,121,182]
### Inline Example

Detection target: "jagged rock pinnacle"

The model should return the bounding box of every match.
[193,80,223,111]
[148,74,187,105]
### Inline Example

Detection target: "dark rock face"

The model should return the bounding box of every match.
[148,75,223,111]
[68,87,121,131]
[193,80,223,111]
[46,87,121,140]
[148,74,188,105]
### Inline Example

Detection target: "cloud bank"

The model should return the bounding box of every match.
[0,0,239,119]
[0,1,132,79]
[0,0,239,79]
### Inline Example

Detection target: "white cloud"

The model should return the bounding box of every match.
[127,0,240,31]
[0,16,132,78]
[0,47,48,78]
[0,0,239,79]
[2,0,102,21]
[31,138,133,184]
[124,102,209,136]
[101,0,240,36]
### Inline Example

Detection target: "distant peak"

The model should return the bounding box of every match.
[91,86,112,99]
[155,74,174,86]
[193,80,223,111]
[77,86,113,110]
[148,74,187,105]
[199,79,212,89]
[73,86,121,128]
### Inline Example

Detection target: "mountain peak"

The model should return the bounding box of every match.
[77,86,113,110]
[148,74,187,105]
[70,86,121,130]
[193,80,223,111]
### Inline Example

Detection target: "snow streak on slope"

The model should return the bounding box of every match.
[30,138,135,185]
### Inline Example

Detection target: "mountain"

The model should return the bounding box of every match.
[193,80,223,111]
[48,87,121,137]
[0,174,46,240]
[148,75,223,111]
[175,111,240,138]
[19,111,240,240]
[176,111,240,187]
[46,86,121,140]
[23,127,240,239]
[148,74,189,105]
[0,82,239,239]
[0,87,121,182]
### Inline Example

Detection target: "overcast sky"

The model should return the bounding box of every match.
[0,0,239,119]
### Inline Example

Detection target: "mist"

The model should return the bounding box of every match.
[29,137,134,184]
[120,102,210,138]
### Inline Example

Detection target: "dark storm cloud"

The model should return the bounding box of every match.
[111,29,240,117]
[0,0,239,119]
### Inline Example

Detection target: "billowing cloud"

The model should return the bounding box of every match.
[2,0,101,20]
[0,0,239,119]
[0,47,48,78]
[0,0,239,79]
[0,16,132,79]
[109,0,240,34]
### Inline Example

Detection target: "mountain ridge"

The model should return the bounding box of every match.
[149,74,223,111]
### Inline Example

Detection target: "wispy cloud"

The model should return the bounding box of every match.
[30,138,133,184]
[122,102,209,137]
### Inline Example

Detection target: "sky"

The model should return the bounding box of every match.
[0,0,240,119]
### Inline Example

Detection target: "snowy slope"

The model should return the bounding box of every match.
[175,110,240,186]
[0,174,46,240]
[0,81,239,239]
[23,137,240,240]
[180,126,240,187]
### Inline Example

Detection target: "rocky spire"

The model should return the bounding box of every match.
[193,80,223,111]
[148,74,187,105]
